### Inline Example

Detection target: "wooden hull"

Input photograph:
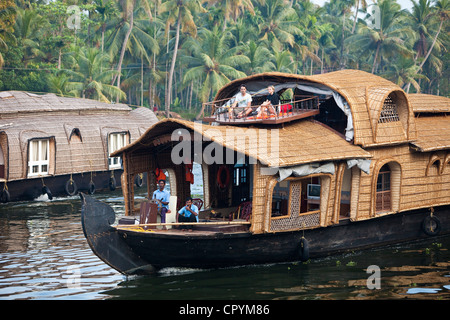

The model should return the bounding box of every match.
[81,194,450,275]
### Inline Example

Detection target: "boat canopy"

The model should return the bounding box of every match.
[211,70,418,148]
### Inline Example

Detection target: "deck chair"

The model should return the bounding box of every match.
[192,198,203,211]
[139,200,159,230]
[236,201,252,221]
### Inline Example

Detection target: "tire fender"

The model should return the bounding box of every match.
[88,181,96,195]
[299,237,310,262]
[65,179,78,196]
[42,185,53,200]
[422,215,441,236]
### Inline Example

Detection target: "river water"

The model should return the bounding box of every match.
[1,183,449,300]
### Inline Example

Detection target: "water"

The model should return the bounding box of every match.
[1,187,449,300]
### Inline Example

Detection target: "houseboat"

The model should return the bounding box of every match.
[81,70,450,275]
[0,91,158,202]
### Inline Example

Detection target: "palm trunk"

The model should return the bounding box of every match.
[113,10,134,102]
[419,19,443,70]
[166,10,181,118]
[321,47,324,74]
[351,0,360,34]
[406,18,443,92]
[371,42,380,74]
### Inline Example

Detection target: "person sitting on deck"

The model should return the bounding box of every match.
[152,179,170,225]
[255,85,279,118]
[178,197,199,231]
[224,85,252,119]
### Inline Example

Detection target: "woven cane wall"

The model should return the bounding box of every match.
[251,161,335,234]
[2,107,157,181]
[269,180,321,232]
[353,145,450,221]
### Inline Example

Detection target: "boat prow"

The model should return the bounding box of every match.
[80,193,156,275]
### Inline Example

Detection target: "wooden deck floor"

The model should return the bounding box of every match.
[204,109,319,125]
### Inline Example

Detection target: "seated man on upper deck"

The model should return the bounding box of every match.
[224,85,252,119]
[178,197,199,231]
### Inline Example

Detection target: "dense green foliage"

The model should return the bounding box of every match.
[0,0,448,119]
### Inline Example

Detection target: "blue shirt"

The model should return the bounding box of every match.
[178,204,199,222]
[152,189,170,209]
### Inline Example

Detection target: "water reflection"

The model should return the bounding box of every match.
[0,187,449,300]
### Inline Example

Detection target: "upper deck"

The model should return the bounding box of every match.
[202,94,320,125]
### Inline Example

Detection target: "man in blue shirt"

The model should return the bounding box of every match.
[152,179,170,224]
[178,197,199,230]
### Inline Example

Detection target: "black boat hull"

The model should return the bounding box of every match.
[81,194,450,275]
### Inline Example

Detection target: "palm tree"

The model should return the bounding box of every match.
[256,0,303,52]
[241,40,275,75]
[182,26,249,119]
[404,0,448,92]
[65,46,126,102]
[160,0,206,117]
[346,0,414,74]
[383,55,428,92]
[204,0,262,31]
[0,0,16,69]
[107,0,154,101]
[272,49,295,73]
[13,7,47,67]
[351,0,368,34]
[417,0,449,70]
[93,0,118,54]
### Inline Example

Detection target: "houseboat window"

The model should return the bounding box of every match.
[232,163,250,206]
[378,95,400,123]
[376,164,391,213]
[303,177,321,212]
[272,180,290,217]
[28,139,50,177]
[108,132,128,169]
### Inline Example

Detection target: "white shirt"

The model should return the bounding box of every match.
[228,92,252,108]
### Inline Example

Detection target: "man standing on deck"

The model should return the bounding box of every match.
[152,179,170,225]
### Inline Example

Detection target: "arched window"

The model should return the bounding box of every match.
[378,95,400,123]
[69,128,82,143]
[376,164,391,213]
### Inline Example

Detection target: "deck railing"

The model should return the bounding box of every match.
[202,95,319,122]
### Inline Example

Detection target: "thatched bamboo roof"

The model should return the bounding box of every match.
[408,93,450,113]
[0,91,131,114]
[410,116,450,152]
[112,118,371,168]
[214,70,417,147]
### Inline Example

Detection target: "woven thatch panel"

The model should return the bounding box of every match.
[352,145,450,221]
[113,118,371,168]
[408,93,450,113]
[0,91,158,181]
[0,91,131,114]
[213,70,417,147]
[410,116,450,152]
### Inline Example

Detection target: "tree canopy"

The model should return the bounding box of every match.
[0,0,448,119]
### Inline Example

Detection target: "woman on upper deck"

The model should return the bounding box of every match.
[255,85,279,118]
